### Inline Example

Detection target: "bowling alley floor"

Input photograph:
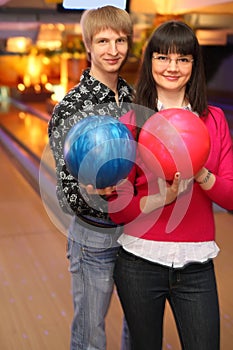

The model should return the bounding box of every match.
[0,145,125,350]
[1,99,233,349]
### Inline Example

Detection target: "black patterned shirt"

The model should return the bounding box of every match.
[48,68,134,227]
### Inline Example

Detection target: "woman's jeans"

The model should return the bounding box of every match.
[114,247,220,350]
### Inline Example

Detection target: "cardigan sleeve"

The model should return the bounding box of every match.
[201,106,233,210]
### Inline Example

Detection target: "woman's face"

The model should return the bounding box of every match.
[151,52,193,95]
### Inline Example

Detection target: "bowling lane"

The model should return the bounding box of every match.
[0,99,49,160]
[0,142,73,350]
[0,98,70,234]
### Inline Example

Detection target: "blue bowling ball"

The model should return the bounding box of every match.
[64,115,136,188]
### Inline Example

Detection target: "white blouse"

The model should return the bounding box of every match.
[118,234,220,268]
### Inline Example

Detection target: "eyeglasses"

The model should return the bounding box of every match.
[152,54,194,67]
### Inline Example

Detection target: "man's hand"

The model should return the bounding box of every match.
[80,178,128,196]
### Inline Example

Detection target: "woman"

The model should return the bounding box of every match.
[108,21,233,350]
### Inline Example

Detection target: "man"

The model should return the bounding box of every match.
[48,6,133,350]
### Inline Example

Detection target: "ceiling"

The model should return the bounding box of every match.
[0,0,232,12]
[1,0,233,18]
[0,0,233,44]
[0,0,83,41]
[131,0,233,14]
[0,0,82,22]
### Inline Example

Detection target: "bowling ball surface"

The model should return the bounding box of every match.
[138,108,210,180]
[64,115,136,188]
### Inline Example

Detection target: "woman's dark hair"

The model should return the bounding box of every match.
[134,20,208,127]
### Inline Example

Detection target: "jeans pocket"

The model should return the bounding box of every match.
[66,238,82,274]
[66,238,73,260]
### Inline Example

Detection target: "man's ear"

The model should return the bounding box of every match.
[85,41,91,52]
[86,51,91,62]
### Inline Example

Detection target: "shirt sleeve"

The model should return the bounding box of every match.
[48,100,83,216]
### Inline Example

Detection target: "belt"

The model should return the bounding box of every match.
[75,214,123,234]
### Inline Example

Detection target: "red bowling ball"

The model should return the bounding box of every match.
[138,108,210,180]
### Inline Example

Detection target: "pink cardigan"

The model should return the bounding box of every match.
[108,106,233,242]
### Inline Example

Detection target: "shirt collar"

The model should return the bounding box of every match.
[81,68,133,103]
[157,99,192,112]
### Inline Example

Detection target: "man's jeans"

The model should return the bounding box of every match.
[67,218,131,350]
[114,247,220,350]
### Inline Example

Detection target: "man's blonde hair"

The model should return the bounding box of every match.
[80,5,133,52]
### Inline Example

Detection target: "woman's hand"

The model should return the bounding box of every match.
[195,167,215,189]
[158,172,180,205]
[140,172,193,213]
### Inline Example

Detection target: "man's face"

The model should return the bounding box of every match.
[90,28,129,75]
